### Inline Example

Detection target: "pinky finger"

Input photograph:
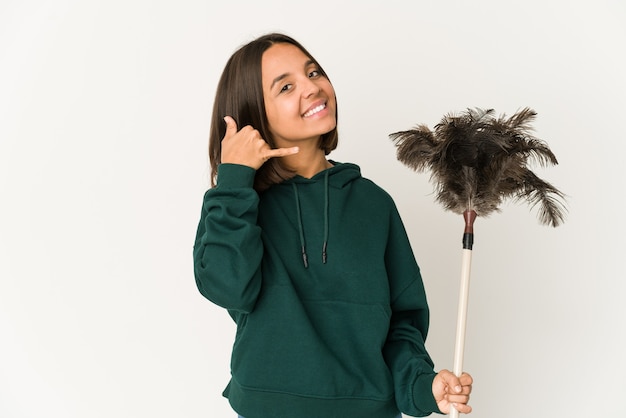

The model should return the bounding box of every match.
[452,402,472,414]
[265,146,300,159]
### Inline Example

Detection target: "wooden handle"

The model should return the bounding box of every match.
[450,246,473,417]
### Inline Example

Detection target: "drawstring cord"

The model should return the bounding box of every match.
[292,169,331,268]
[322,170,329,264]
[292,183,308,268]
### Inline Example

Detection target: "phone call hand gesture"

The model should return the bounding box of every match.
[220,116,299,170]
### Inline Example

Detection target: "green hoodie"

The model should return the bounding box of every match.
[193,162,440,418]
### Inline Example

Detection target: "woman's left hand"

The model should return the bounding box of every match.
[432,369,473,414]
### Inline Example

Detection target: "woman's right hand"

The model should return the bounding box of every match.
[220,116,299,170]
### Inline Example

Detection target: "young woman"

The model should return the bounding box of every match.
[193,32,473,418]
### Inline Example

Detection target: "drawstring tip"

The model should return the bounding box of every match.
[301,246,309,268]
[322,242,328,264]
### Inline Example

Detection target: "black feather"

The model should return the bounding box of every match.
[389,107,568,227]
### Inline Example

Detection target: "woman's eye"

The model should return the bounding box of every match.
[309,69,320,78]
[280,84,292,93]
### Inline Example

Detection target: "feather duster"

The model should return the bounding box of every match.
[389,107,567,227]
[390,107,567,417]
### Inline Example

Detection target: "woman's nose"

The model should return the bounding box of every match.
[302,78,321,98]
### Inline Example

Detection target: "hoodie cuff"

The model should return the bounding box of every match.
[413,372,441,415]
[216,164,256,189]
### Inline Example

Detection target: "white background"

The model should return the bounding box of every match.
[1,1,624,417]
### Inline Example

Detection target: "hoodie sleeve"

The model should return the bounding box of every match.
[382,205,441,417]
[193,163,263,313]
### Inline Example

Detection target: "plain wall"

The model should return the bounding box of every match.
[1,1,624,417]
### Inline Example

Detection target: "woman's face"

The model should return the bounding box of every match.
[261,43,337,148]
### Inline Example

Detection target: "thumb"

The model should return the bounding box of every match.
[223,115,238,137]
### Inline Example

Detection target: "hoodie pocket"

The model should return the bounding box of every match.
[231,291,394,400]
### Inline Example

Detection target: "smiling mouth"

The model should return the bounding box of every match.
[303,103,326,118]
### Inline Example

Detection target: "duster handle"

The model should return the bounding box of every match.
[450,210,476,418]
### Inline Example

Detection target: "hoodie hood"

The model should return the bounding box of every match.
[284,161,362,188]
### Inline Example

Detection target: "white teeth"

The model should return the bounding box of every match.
[303,104,325,117]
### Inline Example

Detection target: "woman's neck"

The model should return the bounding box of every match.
[280,145,332,179]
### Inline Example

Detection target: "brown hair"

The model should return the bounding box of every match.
[208,33,338,192]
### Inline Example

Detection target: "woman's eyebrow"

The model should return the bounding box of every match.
[270,60,316,90]
[270,73,289,90]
